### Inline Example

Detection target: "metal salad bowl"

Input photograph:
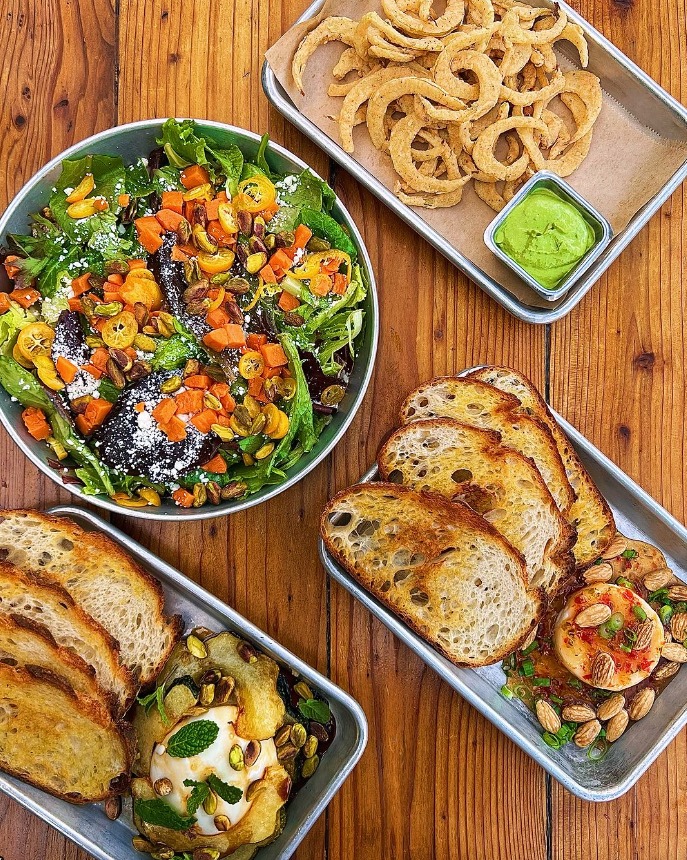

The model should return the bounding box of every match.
[0,119,379,520]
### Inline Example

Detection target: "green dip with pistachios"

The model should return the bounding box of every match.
[493,187,596,290]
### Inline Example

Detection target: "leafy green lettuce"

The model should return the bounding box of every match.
[0,356,114,495]
[0,303,36,356]
[299,207,357,260]
[268,170,336,232]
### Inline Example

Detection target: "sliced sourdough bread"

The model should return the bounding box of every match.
[0,561,136,715]
[0,663,132,802]
[400,377,576,516]
[466,366,615,566]
[0,615,103,704]
[378,419,575,594]
[321,483,542,666]
[0,510,182,685]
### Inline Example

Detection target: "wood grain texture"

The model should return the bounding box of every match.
[0,0,685,857]
[549,1,687,858]
[325,170,547,860]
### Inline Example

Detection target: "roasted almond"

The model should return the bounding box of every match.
[634,619,655,652]
[654,661,680,681]
[591,652,616,688]
[584,562,614,584]
[671,612,687,643]
[605,709,629,742]
[575,603,612,628]
[601,535,627,560]
[561,704,597,723]
[661,641,687,663]
[668,585,687,602]
[643,568,674,591]
[596,693,625,721]
[574,719,601,748]
[628,687,655,720]
[535,699,561,734]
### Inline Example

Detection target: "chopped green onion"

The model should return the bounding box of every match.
[619,643,632,653]
[675,602,687,613]
[500,684,514,700]
[659,605,674,625]
[598,621,615,640]
[587,738,609,761]
[502,654,517,672]
[513,684,529,700]
[521,640,539,656]
[532,677,551,687]
[520,658,535,677]
[616,577,635,590]
[542,731,563,749]
[648,588,669,603]
[633,605,647,621]
[624,628,637,643]
[550,694,564,705]
[608,612,624,632]
[621,549,639,559]
[569,678,583,689]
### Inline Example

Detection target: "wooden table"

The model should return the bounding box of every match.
[0,0,685,857]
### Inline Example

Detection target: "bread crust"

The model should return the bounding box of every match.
[0,560,137,716]
[321,482,543,667]
[0,663,133,803]
[400,376,576,516]
[378,417,576,594]
[466,366,616,567]
[0,510,183,685]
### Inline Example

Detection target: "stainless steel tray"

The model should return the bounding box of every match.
[318,375,687,800]
[262,0,687,324]
[0,505,367,860]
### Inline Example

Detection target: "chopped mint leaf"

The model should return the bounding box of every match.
[166,719,219,757]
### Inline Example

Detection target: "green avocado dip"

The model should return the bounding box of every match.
[493,187,596,290]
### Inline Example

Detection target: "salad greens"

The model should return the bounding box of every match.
[0,119,368,509]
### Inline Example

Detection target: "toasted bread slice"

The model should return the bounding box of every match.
[0,663,132,802]
[378,419,575,594]
[466,367,615,566]
[321,483,542,666]
[0,510,182,685]
[400,377,576,516]
[0,615,103,704]
[0,562,136,715]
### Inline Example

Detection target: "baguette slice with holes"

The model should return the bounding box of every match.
[0,614,103,703]
[321,483,542,666]
[0,510,182,686]
[0,663,132,802]
[378,419,575,594]
[400,377,576,516]
[0,561,136,716]
[466,366,615,566]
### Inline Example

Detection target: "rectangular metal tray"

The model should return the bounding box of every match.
[262,0,687,324]
[0,505,367,860]
[318,374,687,800]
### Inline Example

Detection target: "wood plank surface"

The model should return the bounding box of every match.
[0,0,684,858]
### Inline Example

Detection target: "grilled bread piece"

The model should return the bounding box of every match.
[378,419,575,594]
[0,510,182,685]
[0,663,132,802]
[400,377,575,516]
[321,483,542,666]
[0,615,102,703]
[0,562,136,715]
[466,367,615,566]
